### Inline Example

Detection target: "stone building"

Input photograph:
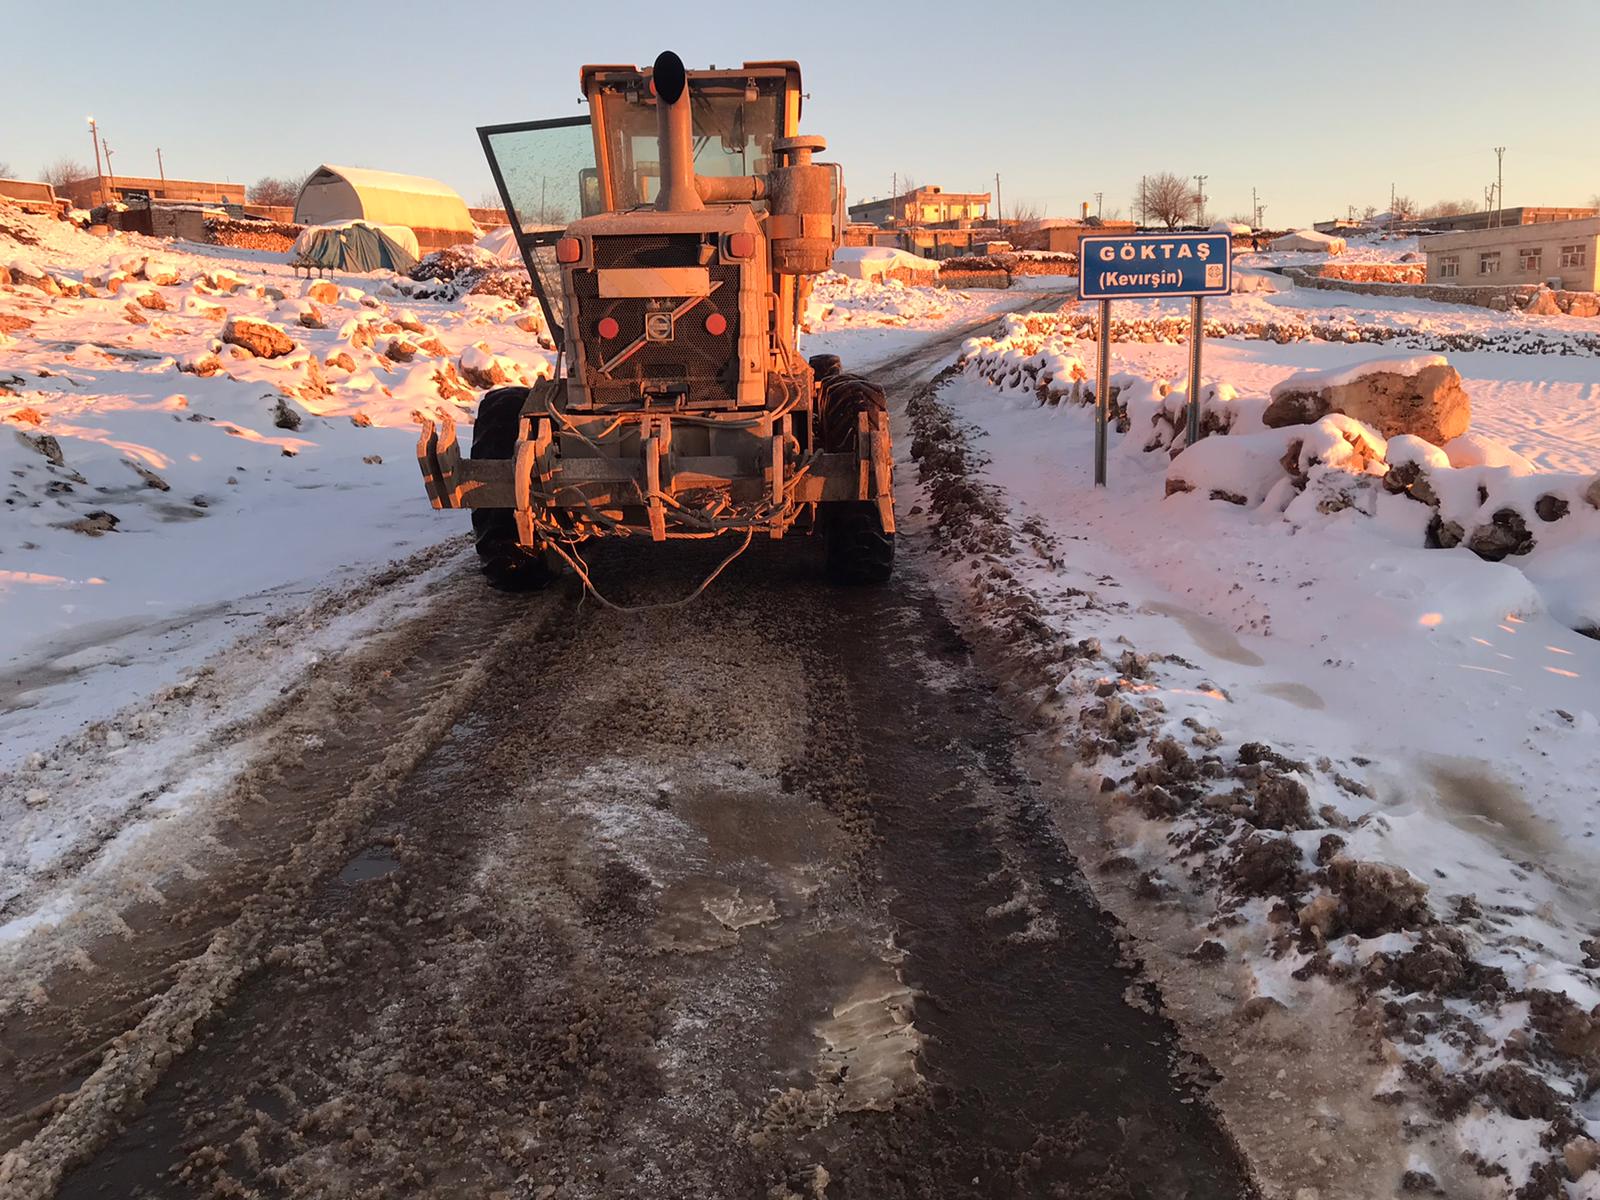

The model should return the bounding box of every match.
[1421,216,1600,292]
[57,175,245,210]
[847,185,990,228]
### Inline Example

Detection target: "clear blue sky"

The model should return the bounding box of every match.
[5,0,1596,227]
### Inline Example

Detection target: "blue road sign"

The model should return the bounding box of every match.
[1079,232,1232,300]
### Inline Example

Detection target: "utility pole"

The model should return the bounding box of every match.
[156,147,166,189]
[994,172,1003,230]
[1139,175,1146,227]
[1193,174,1207,225]
[87,116,105,207]
[1252,186,1261,229]
[1093,191,1103,219]
[101,136,116,203]
[1494,146,1506,226]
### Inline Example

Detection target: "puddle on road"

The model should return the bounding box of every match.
[337,844,401,884]
[1142,601,1265,667]
[1259,681,1326,710]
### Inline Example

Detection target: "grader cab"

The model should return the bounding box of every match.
[416,51,894,590]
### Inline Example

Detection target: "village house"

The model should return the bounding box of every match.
[1421,215,1600,292]
[847,185,990,228]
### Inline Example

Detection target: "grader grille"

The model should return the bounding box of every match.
[575,234,743,407]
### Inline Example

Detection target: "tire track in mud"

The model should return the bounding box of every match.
[0,570,558,1198]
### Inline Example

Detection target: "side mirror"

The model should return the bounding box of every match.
[821,162,845,249]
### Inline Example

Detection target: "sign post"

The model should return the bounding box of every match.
[1078,232,1232,485]
[1187,295,1205,447]
[1094,299,1111,485]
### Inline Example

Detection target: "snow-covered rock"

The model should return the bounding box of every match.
[1263,357,1470,445]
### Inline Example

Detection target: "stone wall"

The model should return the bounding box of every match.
[1279,268,1537,311]
[937,270,1012,290]
[1307,262,1424,284]
[1280,267,1600,317]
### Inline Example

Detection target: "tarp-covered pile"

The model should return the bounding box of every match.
[292,221,420,274]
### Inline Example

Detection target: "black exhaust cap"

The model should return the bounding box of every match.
[653,50,687,103]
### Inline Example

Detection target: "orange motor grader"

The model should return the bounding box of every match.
[416,51,894,591]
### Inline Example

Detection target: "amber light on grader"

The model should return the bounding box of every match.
[725,232,755,259]
[556,236,583,263]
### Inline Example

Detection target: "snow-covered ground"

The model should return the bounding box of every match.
[907,293,1600,1196]
[0,209,559,766]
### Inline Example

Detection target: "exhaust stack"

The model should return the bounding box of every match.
[652,51,703,213]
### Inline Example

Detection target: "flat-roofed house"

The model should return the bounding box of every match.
[1422,216,1600,292]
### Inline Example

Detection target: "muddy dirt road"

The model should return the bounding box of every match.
[1,303,1257,1199]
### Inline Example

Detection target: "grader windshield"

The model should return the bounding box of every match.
[593,83,783,209]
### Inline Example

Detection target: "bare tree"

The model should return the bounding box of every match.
[1420,199,1474,219]
[41,158,89,188]
[476,190,505,210]
[248,174,305,206]
[248,173,308,206]
[1100,204,1123,222]
[1142,172,1195,229]
[0,162,11,180]
[1391,195,1416,220]
[1589,193,1600,210]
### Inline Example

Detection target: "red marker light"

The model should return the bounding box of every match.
[597,316,620,339]
[704,312,727,336]
[726,232,755,259]
[555,236,582,264]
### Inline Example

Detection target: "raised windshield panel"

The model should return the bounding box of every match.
[480,117,597,347]
[599,88,782,209]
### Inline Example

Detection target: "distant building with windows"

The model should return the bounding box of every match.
[1422,216,1600,291]
[847,185,991,228]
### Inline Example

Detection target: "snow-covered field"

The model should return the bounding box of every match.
[0,209,559,766]
[907,287,1600,1196]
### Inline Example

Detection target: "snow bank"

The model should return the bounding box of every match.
[831,246,937,281]
[0,200,555,762]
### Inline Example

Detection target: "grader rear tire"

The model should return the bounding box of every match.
[470,387,559,592]
[825,503,894,585]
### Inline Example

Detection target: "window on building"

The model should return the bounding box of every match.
[1519,247,1543,273]
[1478,251,1501,276]
[1560,243,1588,268]
[1438,254,1459,279]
